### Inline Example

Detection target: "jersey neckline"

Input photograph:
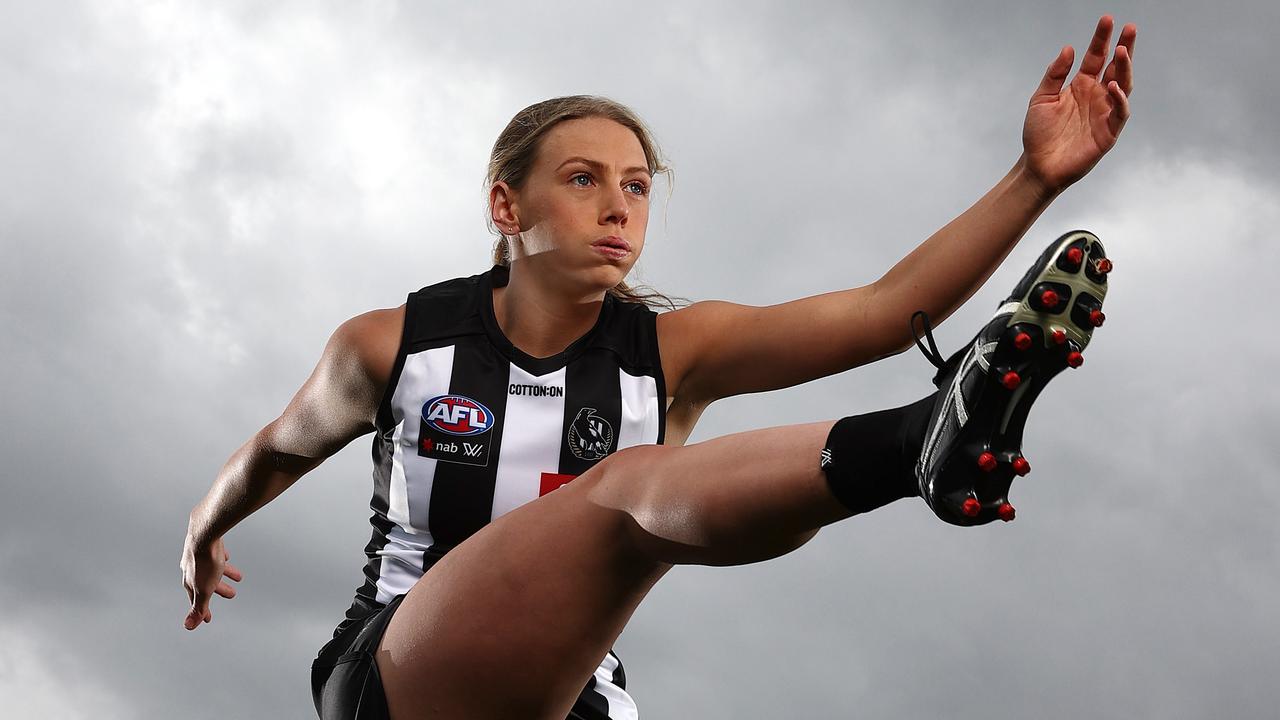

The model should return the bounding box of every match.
[479,264,615,377]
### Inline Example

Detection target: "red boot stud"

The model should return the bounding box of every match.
[961,498,982,517]
[1096,257,1113,274]
[1011,456,1031,476]
[1066,351,1084,368]
[1052,329,1067,345]
[1066,247,1083,265]
[1001,371,1021,390]
[1040,289,1059,308]
[977,452,998,472]
[1014,332,1033,350]
[998,503,1016,522]
[1089,309,1106,327]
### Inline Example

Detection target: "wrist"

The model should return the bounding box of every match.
[187,507,218,550]
[1012,154,1062,205]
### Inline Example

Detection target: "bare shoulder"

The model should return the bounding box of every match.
[262,305,406,460]
[654,300,745,405]
[657,302,745,443]
[331,305,405,388]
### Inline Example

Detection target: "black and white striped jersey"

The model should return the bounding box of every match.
[340,263,666,719]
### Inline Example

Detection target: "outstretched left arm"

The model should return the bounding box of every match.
[661,16,1136,405]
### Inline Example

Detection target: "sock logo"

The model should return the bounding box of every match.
[567,407,614,461]
[820,448,833,469]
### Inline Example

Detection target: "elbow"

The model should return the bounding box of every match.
[254,423,323,475]
[864,281,925,360]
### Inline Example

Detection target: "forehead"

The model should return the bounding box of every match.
[535,117,648,173]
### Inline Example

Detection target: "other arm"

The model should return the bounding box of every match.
[663,16,1136,405]
[180,306,401,629]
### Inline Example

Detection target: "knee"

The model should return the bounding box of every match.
[578,445,706,561]
[609,443,671,468]
[590,444,824,565]
[582,444,674,514]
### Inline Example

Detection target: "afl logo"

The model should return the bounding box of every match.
[422,394,494,436]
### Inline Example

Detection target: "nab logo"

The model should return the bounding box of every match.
[422,395,494,436]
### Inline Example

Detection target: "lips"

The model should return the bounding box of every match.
[592,236,631,252]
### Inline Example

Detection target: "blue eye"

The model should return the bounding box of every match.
[626,181,649,196]
[571,174,592,186]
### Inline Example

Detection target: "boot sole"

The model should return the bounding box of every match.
[928,229,1110,525]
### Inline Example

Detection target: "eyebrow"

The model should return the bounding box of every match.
[555,156,651,177]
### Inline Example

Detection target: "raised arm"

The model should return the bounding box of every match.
[661,15,1135,406]
[180,306,402,630]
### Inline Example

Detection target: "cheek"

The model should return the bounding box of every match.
[529,198,582,246]
[631,202,650,236]
[549,195,592,227]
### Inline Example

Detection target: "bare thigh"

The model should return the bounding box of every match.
[374,448,672,720]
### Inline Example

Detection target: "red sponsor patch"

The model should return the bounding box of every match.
[539,472,578,496]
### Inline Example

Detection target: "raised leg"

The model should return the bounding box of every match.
[374,229,1117,716]
[375,419,852,719]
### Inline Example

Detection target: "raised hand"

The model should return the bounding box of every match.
[1022,15,1137,194]
[180,534,243,630]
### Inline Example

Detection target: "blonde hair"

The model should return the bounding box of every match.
[486,95,688,311]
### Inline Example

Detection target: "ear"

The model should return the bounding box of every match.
[489,181,521,236]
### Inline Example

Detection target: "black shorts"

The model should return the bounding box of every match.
[311,593,406,720]
[310,594,635,720]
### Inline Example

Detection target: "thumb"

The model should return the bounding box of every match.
[185,593,207,630]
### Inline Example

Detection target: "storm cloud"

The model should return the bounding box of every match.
[2,1,1277,717]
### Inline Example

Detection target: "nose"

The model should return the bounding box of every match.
[599,183,629,227]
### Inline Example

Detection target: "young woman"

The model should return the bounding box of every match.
[181,15,1135,720]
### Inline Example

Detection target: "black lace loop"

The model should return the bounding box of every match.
[910,310,945,369]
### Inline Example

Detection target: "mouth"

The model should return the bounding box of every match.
[591,236,632,253]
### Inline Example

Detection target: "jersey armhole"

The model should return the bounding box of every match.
[645,308,668,445]
[374,292,415,431]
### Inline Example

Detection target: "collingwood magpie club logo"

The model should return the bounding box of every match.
[419,394,495,467]
[567,407,614,461]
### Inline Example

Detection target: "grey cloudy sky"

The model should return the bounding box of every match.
[2,0,1278,717]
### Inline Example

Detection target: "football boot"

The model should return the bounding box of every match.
[911,229,1112,526]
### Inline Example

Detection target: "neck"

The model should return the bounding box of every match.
[493,258,607,360]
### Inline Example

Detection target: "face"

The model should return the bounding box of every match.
[490,116,652,294]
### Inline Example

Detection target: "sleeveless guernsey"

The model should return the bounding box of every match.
[337,263,666,719]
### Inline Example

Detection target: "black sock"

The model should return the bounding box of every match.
[819,393,936,516]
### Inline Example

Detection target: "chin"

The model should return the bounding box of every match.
[586,261,631,291]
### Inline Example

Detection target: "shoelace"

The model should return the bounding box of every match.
[910,310,945,369]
